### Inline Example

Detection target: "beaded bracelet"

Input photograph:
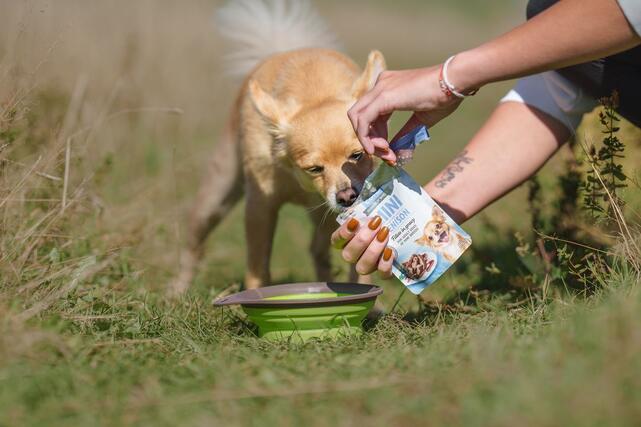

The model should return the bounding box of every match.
[439,55,478,99]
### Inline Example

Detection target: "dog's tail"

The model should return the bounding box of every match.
[215,0,339,77]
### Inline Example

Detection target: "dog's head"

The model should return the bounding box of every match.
[416,206,451,248]
[247,51,386,211]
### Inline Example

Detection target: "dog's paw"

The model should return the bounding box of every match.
[166,277,191,299]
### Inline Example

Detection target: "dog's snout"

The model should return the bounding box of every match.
[336,187,358,207]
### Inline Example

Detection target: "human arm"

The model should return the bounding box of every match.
[426,101,570,223]
[451,0,641,91]
[334,101,570,275]
[348,0,641,162]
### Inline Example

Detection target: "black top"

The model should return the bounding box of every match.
[527,0,641,127]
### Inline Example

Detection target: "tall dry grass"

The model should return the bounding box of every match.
[0,0,526,297]
[1,1,234,302]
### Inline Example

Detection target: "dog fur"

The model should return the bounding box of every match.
[169,0,385,294]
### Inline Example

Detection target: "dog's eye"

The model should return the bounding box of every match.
[306,165,324,175]
[349,151,364,162]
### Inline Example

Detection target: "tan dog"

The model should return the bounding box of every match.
[415,206,471,263]
[169,0,385,294]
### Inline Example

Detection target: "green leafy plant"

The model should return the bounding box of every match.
[518,91,630,294]
[582,91,627,221]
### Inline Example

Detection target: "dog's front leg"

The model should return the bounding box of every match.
[308,210,335,282]
[308,210,373,284]
[244,193,279,289]
[349,266,372,284]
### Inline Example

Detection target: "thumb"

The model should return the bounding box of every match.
[390,113,425,145]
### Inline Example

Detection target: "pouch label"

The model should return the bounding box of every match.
[337,162,471,294]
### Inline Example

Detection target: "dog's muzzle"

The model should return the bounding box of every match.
[335,186,358,208]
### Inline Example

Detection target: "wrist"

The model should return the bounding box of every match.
[446,50,488,94]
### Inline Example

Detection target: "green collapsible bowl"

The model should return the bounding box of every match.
[213,282,383,342]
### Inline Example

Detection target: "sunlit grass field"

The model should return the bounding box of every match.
[1,1,640,425]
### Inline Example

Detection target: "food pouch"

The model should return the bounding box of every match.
[337,126,472,294]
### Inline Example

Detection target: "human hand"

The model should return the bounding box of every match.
[331,216,394,278]
[347,66,463,164]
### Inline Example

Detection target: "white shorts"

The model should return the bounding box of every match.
[501,71,598,132]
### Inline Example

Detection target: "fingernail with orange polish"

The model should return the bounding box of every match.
[347,218,359,232]
[376,226,389,242]
[383,247,393,261]
[368,216,382,230]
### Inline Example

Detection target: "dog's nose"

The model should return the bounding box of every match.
[336,187,358,207]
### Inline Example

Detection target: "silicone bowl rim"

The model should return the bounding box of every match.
[212,282,383,309]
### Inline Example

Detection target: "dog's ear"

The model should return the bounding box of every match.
[351,50,386,99]
[432,206,446,222]
[415,235,429,246]
[248,79,299,139]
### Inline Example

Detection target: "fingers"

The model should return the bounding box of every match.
[355,96,394,153]
[375,113,424,166]
[348,90,382,154]
[372,113,390,141]
[333,215,396,279]
[341,216,381,264]
[348,83,394,155]
[350,87,380,119]
[354,224,390,275]
[377,247,394,279]
[390,113,424,145]
[377,148,398,165]
[331,218,360,249]
[370,114,390,153]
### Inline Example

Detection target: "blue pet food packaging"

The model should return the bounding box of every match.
[337,126,472,294]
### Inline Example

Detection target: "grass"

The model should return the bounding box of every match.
[2,264,641,426]
[1,1,641,426]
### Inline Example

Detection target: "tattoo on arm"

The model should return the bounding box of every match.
[434,150,473,188]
